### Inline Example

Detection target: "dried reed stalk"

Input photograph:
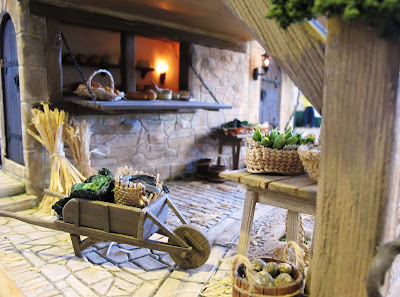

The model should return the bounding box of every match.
[27,104,85,212]
[65,119,96,178]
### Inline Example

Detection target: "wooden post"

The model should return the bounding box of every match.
[179,41,190,91]
[120,32,135,92]
[311,18,400,297]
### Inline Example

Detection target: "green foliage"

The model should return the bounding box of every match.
[266,0,400,41]
[252,126,314,150]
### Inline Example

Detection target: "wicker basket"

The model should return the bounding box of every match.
[114,181,148,207]
[246,137,304,175]
[74,69,124,101]
[297,144,320,181]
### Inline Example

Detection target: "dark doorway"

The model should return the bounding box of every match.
[1,15,24,165]
[259,59,282,127]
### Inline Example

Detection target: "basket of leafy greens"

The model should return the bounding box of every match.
[246,126,314,175]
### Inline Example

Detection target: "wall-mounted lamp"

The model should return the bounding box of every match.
[156,61,168,85]
[135,60,154,79]
[253,53,271,80]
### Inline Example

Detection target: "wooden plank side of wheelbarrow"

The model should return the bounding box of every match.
[63,198,144,238]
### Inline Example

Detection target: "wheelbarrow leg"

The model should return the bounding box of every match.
[70,234,99,257]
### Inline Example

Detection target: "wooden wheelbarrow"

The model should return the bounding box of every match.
[0,190,211,269]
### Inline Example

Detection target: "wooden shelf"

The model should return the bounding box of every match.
[61,96,232,114]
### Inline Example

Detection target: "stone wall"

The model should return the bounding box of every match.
[0,0,46,195]
[74,43,260,179]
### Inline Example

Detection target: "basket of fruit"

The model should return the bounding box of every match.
[75,69,124,101]
[246,126,315,175]
[297,139,320,181]
[232,241,305,297]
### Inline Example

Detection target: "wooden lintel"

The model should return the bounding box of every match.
[30,1,248,53]
[120,32,136,92]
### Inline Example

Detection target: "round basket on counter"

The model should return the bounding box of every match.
[246,137,304,175]
[74,69,124,101]
[298,144,321,181]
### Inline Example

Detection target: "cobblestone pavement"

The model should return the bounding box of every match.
[0,179,274,297]
[3,178,397,297]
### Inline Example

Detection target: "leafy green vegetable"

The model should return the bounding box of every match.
[255,126,315,150]
[252,124,263,142]
[266,0,400,41]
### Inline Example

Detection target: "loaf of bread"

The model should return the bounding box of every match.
[145,89,157,100]
[125,91,148,100]
[91,81,102,88]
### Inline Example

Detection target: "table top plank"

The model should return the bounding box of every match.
[268,174,317,197]
[220,169,292,188]
[240,174,292,189]
[219,168,252,183]
[297,183,318,199]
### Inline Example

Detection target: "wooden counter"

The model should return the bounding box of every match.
[220,169,317,255]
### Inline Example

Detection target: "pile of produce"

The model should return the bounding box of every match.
[252,126,315,150]
[237,258,296,287]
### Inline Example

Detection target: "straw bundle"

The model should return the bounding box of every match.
[65,119,97,178]
[27,104,85,212]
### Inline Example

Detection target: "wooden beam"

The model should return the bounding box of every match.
[311,18,400,297]
[46,20,62,100]
[30,1,248,53]
[223,0,325,114]
[179,42,190,91]
[120,32,136,92]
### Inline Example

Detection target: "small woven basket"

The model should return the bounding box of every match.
[297,144,320,181]
[246,137,304,175]
[74,69,124,101]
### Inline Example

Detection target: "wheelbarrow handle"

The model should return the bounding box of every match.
[44,189,68,199]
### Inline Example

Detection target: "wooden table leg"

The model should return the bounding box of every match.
[286,210,301,244]
[217,140,224,166]
[232,141,241,170]
[237,190,258,255]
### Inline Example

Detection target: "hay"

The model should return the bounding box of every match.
[65,119,97,178]
[27,103,85,212]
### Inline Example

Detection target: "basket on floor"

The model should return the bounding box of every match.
[246,137,304,175]
[232,242,305,297]
[74,69,124,101]
[297,144,321,181]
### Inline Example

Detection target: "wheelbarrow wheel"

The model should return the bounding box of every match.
[168,225,211,269]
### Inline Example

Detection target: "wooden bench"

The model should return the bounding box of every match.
[220,169,317,255]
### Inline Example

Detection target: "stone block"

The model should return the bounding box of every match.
[21,103,44,151]
[177,113,194,121]
[150,143,167,151]
[148,133,167,144]
[41,264,70,282]
[175,119,190,130]
[106,133,140,148]
[88,134,114,145]
[24,149,44,183]
[164,148,177,157]
[75,267,113,285]
[164,120,176,137]
[118,119,141,133]
[133,255,168,271]
[106,147,132,159]
[19,67,47,101]
[153,278,203,297]
[140,119,163,132]
[168,129,195,141]
[16,33,45,68]
[144,149,164,160]
[139,114,159,120]
[91,157,117,168]
[19,14,46,39]
[168,135,196,149]
[131,153,145,165]
[65,275,98,297]
[159,114,176,121]
[155,164,170,180]
[92,278,113,296]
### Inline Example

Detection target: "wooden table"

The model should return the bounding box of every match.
[210,132,251,170]
[220,169,317,255]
